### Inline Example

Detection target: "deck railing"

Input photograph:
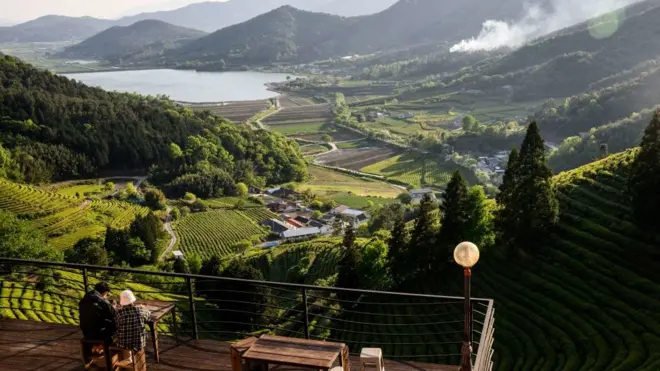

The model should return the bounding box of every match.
[0,257,494,369]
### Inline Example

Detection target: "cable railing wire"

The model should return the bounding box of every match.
[0,258,495,369]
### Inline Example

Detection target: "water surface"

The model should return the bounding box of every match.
[62,69,295,102]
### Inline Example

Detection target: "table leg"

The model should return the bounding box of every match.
[171,306,179,345]
[342,346,350,371]
[149,321,160,363]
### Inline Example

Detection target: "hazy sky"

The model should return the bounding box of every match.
[0,0,226,22]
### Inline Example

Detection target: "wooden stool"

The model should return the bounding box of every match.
[112,348,147,371]
[81,338,117,370]
[359,348,384,371]
[230,337,257,371]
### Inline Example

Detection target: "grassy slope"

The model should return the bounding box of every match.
[298,166,402,198]
[0,178,149,250]
[361,153,475,188]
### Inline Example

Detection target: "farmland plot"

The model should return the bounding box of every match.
[189,100,270,122]
[315,147,401,170]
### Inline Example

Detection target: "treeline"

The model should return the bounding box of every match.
[0,56,307,186]
[533,64,660,140]
[336,122,559,290]
[548,107,654,172]
[65,212,167,267]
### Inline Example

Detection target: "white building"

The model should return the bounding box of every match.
[281,227,322,240]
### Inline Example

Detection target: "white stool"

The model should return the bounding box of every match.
[360,348,384,371]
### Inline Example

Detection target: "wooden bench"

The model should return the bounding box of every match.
[230,337,257,371]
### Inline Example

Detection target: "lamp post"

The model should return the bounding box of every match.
[454,241,480,371]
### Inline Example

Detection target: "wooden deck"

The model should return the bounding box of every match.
[0,319,458,371]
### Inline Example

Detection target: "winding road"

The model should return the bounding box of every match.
[159,206,178,261]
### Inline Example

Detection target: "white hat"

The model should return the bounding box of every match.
[120,290,137,306]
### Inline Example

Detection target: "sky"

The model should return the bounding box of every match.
[0,0,226,22]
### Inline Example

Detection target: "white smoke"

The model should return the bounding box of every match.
[450,0,641,53]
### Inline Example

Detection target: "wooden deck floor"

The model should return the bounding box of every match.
[0,319,458,371]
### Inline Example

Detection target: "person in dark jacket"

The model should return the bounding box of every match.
[79,282,116,353]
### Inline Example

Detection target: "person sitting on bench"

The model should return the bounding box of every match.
[79,282,116,354]
[115,290,152,361]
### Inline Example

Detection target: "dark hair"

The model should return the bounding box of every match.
[94,282,110,294]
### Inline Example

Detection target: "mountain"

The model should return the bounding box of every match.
[167,5,350,65]
[116,0,395,32]
[164,0,529,66]
[307,0,398,16]
[0,15,114,43]
[117,0,294,32]
[59,20,206,61]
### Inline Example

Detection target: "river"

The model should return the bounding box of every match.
[61,69,295,102]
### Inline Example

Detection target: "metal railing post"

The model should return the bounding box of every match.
[186,277,199,340]
[301,288,310,339]
[82,267,89,292]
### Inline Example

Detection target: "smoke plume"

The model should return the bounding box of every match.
[450,0,641,53]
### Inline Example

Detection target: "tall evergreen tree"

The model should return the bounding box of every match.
[437,171,469,261]
[629,112,660,230]
[495,148,519,247]
[343,224,356,249]
[388,216,409,285]
[504,122,558,251]
[409,193,439,274]
[464,186,495,248]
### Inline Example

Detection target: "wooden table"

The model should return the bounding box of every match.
[242,335,349,371]
[137,300,177,364]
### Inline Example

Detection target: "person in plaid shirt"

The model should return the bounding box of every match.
[115,290,151,351]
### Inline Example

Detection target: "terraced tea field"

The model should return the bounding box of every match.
[173,210,269,259]
[0,178,149,249]
[188,100,270,123]
[361,153,474,188]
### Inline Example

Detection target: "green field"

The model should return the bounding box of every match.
[329,193,396,209]
[173,210,269,259]
[55,184,107,198]
[361,153,474,188]
[301,145,330,155]
[0,178,149,249]
[298,166,403,198]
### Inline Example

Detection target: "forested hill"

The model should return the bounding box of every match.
[167,6,349,65]
[441,0,660,101]
[59,20,207,61]
[0,15,114,43]
[0,56,307,187]
[164,0,530,66]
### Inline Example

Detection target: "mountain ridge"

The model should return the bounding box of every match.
[58,19,206,62]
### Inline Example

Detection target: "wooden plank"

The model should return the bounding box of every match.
[0,319,459,371]
[246,343,339,362]
[244,350,334,368]
[261,334,345,349]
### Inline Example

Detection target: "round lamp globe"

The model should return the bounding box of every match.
[454,242,480,268]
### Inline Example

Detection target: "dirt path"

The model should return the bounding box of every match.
[79,199,92,209]
[159,207,178,261]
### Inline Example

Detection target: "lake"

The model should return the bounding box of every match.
[62,69,295,102]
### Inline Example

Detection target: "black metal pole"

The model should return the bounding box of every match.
[302,287,310,339]
[82,267,88,292]
[186,277,199,340]
[461,267,472,371]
